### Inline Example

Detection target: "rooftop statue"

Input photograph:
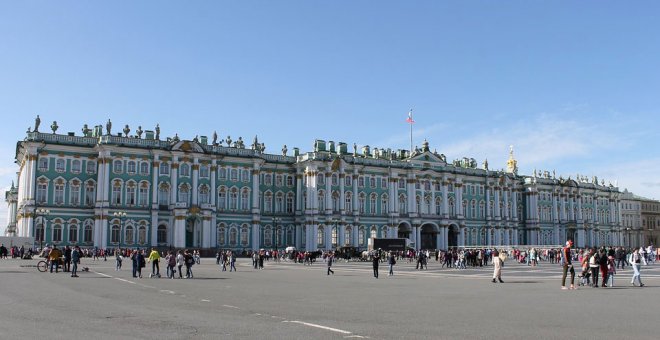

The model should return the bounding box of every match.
[123,124,130,137]
[237,137,244,148]
[106,119,112,135]
[34,115,41,132]
[82,124,91,137]
[155,124,160,140]
[260,143,265,152]
[173,133,180,142]
[136,126,143,139]
[50,121,58,134]
[282,144,287,156]
[226,136,232,147]
[212,131,218,145]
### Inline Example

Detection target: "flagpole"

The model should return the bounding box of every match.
[409,109,413,155]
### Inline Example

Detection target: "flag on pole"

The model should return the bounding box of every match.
[406,109,414,124]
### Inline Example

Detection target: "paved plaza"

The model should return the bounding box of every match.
[1,256,659,339]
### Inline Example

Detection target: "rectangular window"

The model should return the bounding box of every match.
[218,191,226,210]
[86,161,97,174]
[139,187,149,207]
[199,165,209,178]
[275,175,283,187]
[55,159,65,172]
[218,167,226,180]
[54,184,65,205]
[398,179,405,189]
[369,177,376,188]
[230,169,238,181]
[127,161,137,174]
[85,185,95,206]
[70,186,80,206]
[38,157,49,171]
[71,160,81,174]
[159,162,170,175]
[286,175,294,186]
[127,186,136,205]
[345,176,352,187]
[358,176,365,188]
[381,178,387,189]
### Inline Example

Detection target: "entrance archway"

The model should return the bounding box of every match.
[420,223,439,249]
[397,222,412,239]
[447,224,459,248]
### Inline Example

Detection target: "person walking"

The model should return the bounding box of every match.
[388,252,396,276]
[631,248,645,287]
[49,245,62,273]
[229,251,237,272]
[176,250,184,279]
[560,240,576,290]
[115,250,123,271]
[136,249,145,279]
[165,251,176,279]
[327,252,334,275]
[70,246,81,278]
[372,252,380,278]
[491,249,504,283]
[131,249,139,278]
[148,247,161,278]
[589,248,600,288]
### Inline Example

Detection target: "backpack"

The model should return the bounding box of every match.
[186,256,195,266]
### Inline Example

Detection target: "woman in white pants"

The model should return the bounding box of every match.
[491,249,503,283]
[631,248,645,287]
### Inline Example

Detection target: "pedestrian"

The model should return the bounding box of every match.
[71,246,81,278]
[176,250,184,279]
[63,246,72,272]
[589,248,600,288]
[115,249,123,271]
[184,249,194,278]
[491,249,503,283]
[49,245,62,273]
[372,252,380,278]
[327,252,334,275]
[165,251,176,279]
[630,248,645,287]
[388,252,396,276]
[148,247,161,278]
[131,250,138,278]
[560,240,576,290]
[607,255,616,287]
[136,249,145,279]
[229,251,237,272]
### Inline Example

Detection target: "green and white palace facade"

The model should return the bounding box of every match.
[5,122,630,251]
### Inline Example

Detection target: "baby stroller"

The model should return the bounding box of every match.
[578,268,591,286]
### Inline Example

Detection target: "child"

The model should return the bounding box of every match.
[607,255,616,287]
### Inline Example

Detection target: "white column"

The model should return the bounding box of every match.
[486,186,491,220]
[202,218,211,248]
[502,189,509,220]
[577,194,583,221]
[151,158,159,205]
[407,177,415,215]
[191,159,199,206]
[339,174,346,213]
[560,194,566,222]
[210,162,217,207]
[251,168,260,212]
[389,178,396,213]
[511,189,518,221]
[170,158,178,204]
[295,173,303,212]
[569,194,575,221]
[552,193,558,222]
[252,223,260,251]
[442,182,449,217]
[494,188,501,220]
[339,224,345,247]
[352,171,359,214]
[459,227,465,247]
[455,183,463,218]
[325,171,332,215]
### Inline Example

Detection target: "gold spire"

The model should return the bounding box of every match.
[506,145,518,174]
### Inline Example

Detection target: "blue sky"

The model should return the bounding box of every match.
[1,1,659,230]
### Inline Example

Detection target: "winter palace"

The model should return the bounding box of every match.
[5,117,638,252]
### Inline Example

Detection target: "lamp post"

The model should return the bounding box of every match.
[35,208,50,251]
[113,211,127,247]
[273,217,281,254]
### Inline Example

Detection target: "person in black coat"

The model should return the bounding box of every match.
[372,252,380,278]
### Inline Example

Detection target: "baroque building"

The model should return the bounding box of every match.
[5,118,629,251]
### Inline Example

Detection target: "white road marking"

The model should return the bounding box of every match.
[222,304,240,309]
[160,290,176,294]
[284,320,352,335]
[201,299,211,302]
[94,272,112,278]
[115,278,136,284]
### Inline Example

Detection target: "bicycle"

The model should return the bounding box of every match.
[36,259,49,272]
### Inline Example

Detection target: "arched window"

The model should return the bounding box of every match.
[53,223,62,243]
[217,225,226,246]
[358,193,366,214]
[83,222,93,244]
[158,183,170,206]
[345,226,352,246]
[479,201,485,218]
[345,192,352,211]
[111,223,120,244]
[180,163,190,177]
[424,196,431,215]
[382,194,389,214]
[358,226,365,246]
[229,188,238,210]
[112,180,122,206]
[140,162,149,176]
[241,188,249,211]
[217,187,226,210]
[229,227,238,247]
[399,194,407,214]
[370,226,377,239]
[138,224,147,245]
[470,200,477,219]
[436,197,442,215]
[37,180,48,204]
[382,226,389,238]
[264,226,273,247]
[138,182,149,207]
[198,185,209,204]
[332,192,340,212]
[263,191,272,213]
[416,195,422,214]
[317,226,324,246]
[125,225,134,245]
[54,180,65,205]
[370,193,377,215]
[157,225,167,244]
[275,192,284,213]
[240,225,249,246]
[70,180,81,206]
[318,190,325,211]
[126,181,136,206]
[449,198,455,217]
[286,193,294,213]
[68,223,78,243]
[286,226,294,246]
[178,184,190,205]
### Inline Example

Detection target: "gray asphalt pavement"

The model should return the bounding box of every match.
[1,256,659,340]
